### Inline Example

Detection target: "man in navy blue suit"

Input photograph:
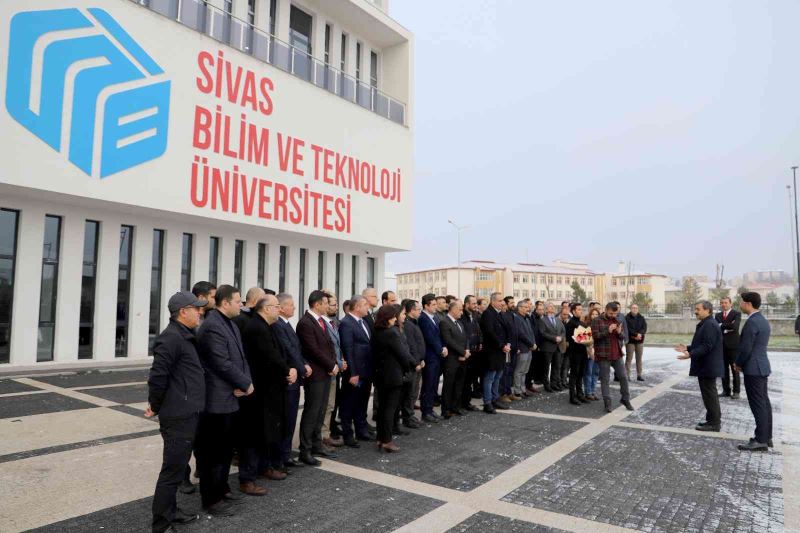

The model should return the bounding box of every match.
[338,295,375,446]
[734,292,773,451]
[419,293,447,422]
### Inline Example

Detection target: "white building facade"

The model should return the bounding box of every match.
[0,0,413,367]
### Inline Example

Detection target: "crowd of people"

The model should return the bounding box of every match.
[145,280,773,533]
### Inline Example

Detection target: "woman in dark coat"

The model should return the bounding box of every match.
[371,304,416,452]
[241,296,297,480]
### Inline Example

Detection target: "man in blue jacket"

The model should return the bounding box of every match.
[196,285,254,514]
[675,301,724,432]
[419,293,447,422]
[339,295,376,445]
[734,292,773,451]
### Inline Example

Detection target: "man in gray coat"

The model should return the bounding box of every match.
[536,302,566,392]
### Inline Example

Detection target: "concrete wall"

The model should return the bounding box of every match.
[646,317,796,336]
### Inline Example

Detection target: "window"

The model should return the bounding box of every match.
[278,245,287,293]
[351,255,358,297]
[208,236,219,286]
[539,275,546,284]
[612,279,617,287]
[513,275,520,283]
[514,290,520,298]
[37,215,61,362]
[78,221,100,359]
[257,243,266,288]
[478,271,492,281]
[269,0,276,35]
[639,277,647,285]
[289,5,312,80]
[564,277,570,285]
[149,230,165,354]
[0,209,19,364]
[234,239,244,289]
[547,276,554,284]
[367,257,375,288]
[522,275,528,283]
[370,50,378,87]
[116,225,134,357]
[324,24,331,65]
[298,248,307,314]
[335,253,342,298]
[356,41,362,80]
[629,278,634,286]
[181,233,193,291]
[556,276,562,285]
[318,251,325,290]
[523,290,529,298]
[540,291,546,298]
[557,291,562,299]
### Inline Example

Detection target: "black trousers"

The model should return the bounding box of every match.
[441,358,466,414]
[721,347,740,395]
[340,378,372,439]
[152,414,198,533]
[541,350,558,388]
[376,384,402,444]
[330,374,342,437]
[528,350,544,386]
[568,352,586,398]
[698,377,721,426]
[299,379,330,453]
[195,412,235,508]
[460,355,480,407]
[281,386,301,462]
[399,376,415,422]
[744,375,773,443]
[559,351,570,385]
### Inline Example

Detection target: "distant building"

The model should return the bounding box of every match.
[603,261,669,310]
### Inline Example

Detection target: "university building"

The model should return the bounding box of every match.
[0,0,413,367]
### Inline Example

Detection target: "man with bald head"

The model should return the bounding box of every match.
[233,287,265,335]
[362,288,378,330]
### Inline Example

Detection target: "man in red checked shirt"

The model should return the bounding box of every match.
[590,302,634,413]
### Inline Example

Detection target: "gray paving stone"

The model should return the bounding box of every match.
[510,384,645,419]
[625,390,781,439]
[75,383,148,404]
[448,511,566,532]
[0,392,95,419]
[0,379,40,394]
[33,368,150,388]
[30,468,443,533]
[503,426,783,533]
[332,412,585,491]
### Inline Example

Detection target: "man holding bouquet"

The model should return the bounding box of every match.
[590,302,634,413]
[565,303,591,406]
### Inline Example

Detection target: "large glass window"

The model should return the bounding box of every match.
[209,236,219,286]
[335,253,341,298]
[351,255,358,297]
[356,42,362,80]
[289,5,312,80]
[278,245,287,293]
[149,229,165,354]
[370,51,378,87]
[38,215,61,362]
[257,243,266,288]
[299,248,307,314]
[181,233,193,291]
[78,221,99,359]
[234,239,244,289]
[317,251,325,291]
[116,225,134,357]
[367,257,375,289]
[0,209,19,364]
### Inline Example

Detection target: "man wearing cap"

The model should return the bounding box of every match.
[146,291,207,533]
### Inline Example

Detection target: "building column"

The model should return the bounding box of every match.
[219,236,235,288]
[323,250,337,297]
[274,0,290,42]
[340,252,353,303]
[161,226,184,331]
[266,243,280,294]
[94,219,122,361]
[307,247,320,292]
[193,232,210,288]
[243,238,259,291]
[254,0,270,30]
[356,254,368,294]
[312,11,326,63]
[374,253,385,295]
[53,213,84,362]
[128,223,153,358]
[10,206,45,366]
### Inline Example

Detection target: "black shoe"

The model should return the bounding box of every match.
[299,452,321,466]
[578,396,591,404]
[492,401,510,410]
[343,437,361,448]
[750,437,775,448]
[463,404,480,412]
[604,400,613,413]
[403,419,422,429]
[695,424,720,432]
[366,422,376,432]
[204,501,234,517]
[283,458,302,468]
[483,404,497,414]
[731,393,741,400]
[432,412,444,420]
[456,408,468,415]
[164,526,178,533]
[392,426,411,436]
[697,421,708,426]
[543,386,553,393]
[718,392,731,398]
[637,376,645,382]
[569,397,581,406]
[442,413,453,420]
[356,433,374,441]
[621,400,634,411]
[422,414,440,423]
[738,441,768,452]
[223,491,244,502]
[178,479,196,494]
[311,448,337,458]
[174,509,200,524]
[613,376,620,382]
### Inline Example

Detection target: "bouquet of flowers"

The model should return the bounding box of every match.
[572,326,593,345]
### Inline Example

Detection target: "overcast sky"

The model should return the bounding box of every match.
[385,0,800,280]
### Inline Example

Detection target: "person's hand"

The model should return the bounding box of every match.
[677,351,690,360]
[305,364,312,377]
[233,388,246,397]
[609,324,617,333]
[458,356,466,362]
[442,347,448,357]
[503,344,511,353]
[636,334,643,340]
[342,360,348,371]
[288,368,298,385]
[465,349,471,358]
[674,344,687,353]
[532,344,537,351]
[420,360,426,369]
[478,344,483,351]
[733,364,742,373]
[330,366,339,376]
[245,383,255,395]
[415,364,422,372]
[144,405,155,418]
[555,336,562,343]
[349,375,360,386]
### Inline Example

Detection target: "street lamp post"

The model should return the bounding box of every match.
[447,220,468,298]
[793,167,800,314]
[788,185,798,314]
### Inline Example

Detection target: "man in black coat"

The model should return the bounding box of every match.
[625,304,648,381]
[440,300,470,418]
[146,292,207,533]
[715,296,742,399]
[676,301,724,432]
[565,303,590,406]
[241,294,297,484]
[537,303,566,392]
[196,285,254,513]
[460,295,482,411]
[339,295,377,444]
[526,301,545,390]
[480,292,511,413]
[500,296,518,403]
[401,299,426,428]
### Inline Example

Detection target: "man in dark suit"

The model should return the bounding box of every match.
[296,290,339,465]
[537,303,566,392]
[338,295,375,446]
[419,293,447,422]
[273,294,310,470]
[500,296,518,403]
[676,301,724,431]
[195,285,254,514]
[715,296,742,399]
[735,292,773,451]
[402,299,427,425]
[439,300,470,418]
[526,301,545,390]
[460,295,482,411]
[480,292,511,413]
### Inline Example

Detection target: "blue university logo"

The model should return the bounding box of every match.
[5,7,170,178]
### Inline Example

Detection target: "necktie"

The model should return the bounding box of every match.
[550,316,555,327]
[359,319,369,339]
[456,320,463,334]
[723,311,728,320]
[318,317,327,331]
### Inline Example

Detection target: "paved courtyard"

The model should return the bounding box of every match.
[0,348,798,532]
